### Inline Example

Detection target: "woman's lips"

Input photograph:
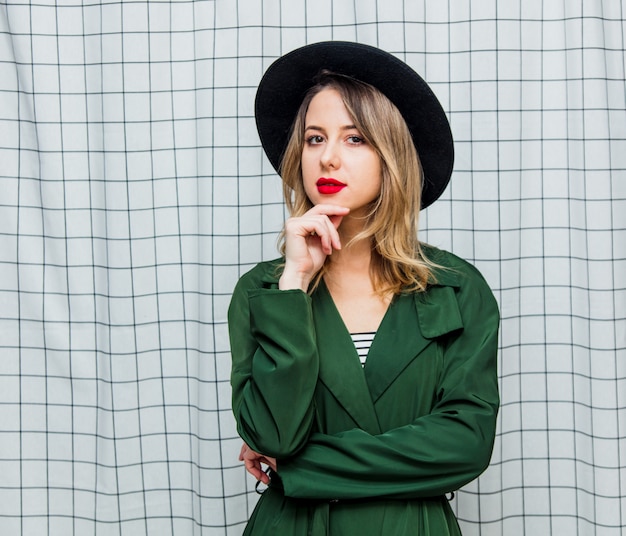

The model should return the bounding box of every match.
[316,178,346,194]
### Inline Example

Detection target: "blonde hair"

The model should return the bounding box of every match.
[279,72,437,295]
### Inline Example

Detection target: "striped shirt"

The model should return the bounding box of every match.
[350,332,377,366]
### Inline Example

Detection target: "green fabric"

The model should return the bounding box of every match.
[228,247,500,535]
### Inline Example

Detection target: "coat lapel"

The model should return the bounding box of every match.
[259,260,465,430]
[260,265,381,434]
[365,271,464,403]
[312,282,382,435]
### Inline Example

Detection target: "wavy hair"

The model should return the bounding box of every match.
[279,71,437,295]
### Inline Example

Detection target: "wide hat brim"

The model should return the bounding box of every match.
[254,41,454,210]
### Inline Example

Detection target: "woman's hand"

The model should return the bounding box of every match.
[280,204,349,291]
[239,442,277,485]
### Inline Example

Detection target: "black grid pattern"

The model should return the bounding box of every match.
[0,1,624,535]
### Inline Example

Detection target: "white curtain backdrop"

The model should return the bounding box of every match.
[0,1,624,534]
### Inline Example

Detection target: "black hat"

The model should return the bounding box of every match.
[254,41,454,209]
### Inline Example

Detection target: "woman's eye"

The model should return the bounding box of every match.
[347,135,364,144]
[306,135,324,144]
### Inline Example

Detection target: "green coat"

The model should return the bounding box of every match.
[229,247,500,535]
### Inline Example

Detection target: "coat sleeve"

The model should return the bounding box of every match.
[228,266,319,458]
[277,264,500,500]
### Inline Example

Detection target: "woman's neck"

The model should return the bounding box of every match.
[329,230,372,274]
[324,212,377,286]
[323,238,392,333]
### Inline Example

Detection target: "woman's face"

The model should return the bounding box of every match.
[301,88,382,216]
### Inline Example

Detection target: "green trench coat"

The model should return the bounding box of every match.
[228,247,500,535]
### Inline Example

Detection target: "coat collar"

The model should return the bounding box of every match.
[312,282,382,434]
[259,259,465,428]
[312,272,465,430]
[364,277,463,404]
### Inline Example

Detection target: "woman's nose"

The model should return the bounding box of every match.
[320,141,340,169]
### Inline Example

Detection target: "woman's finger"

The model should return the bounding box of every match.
[239,443,273,484]
[296,213,344,250]
[307,207,348,244]
[243,457,262,480]
[306,203,350,221]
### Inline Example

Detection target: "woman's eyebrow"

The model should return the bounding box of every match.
[304,124,358,132]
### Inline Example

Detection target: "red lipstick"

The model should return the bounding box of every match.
[316,178,346,195]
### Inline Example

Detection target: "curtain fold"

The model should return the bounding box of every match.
[0,1,624,534]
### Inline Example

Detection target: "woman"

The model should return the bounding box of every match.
[229,41,499,535]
